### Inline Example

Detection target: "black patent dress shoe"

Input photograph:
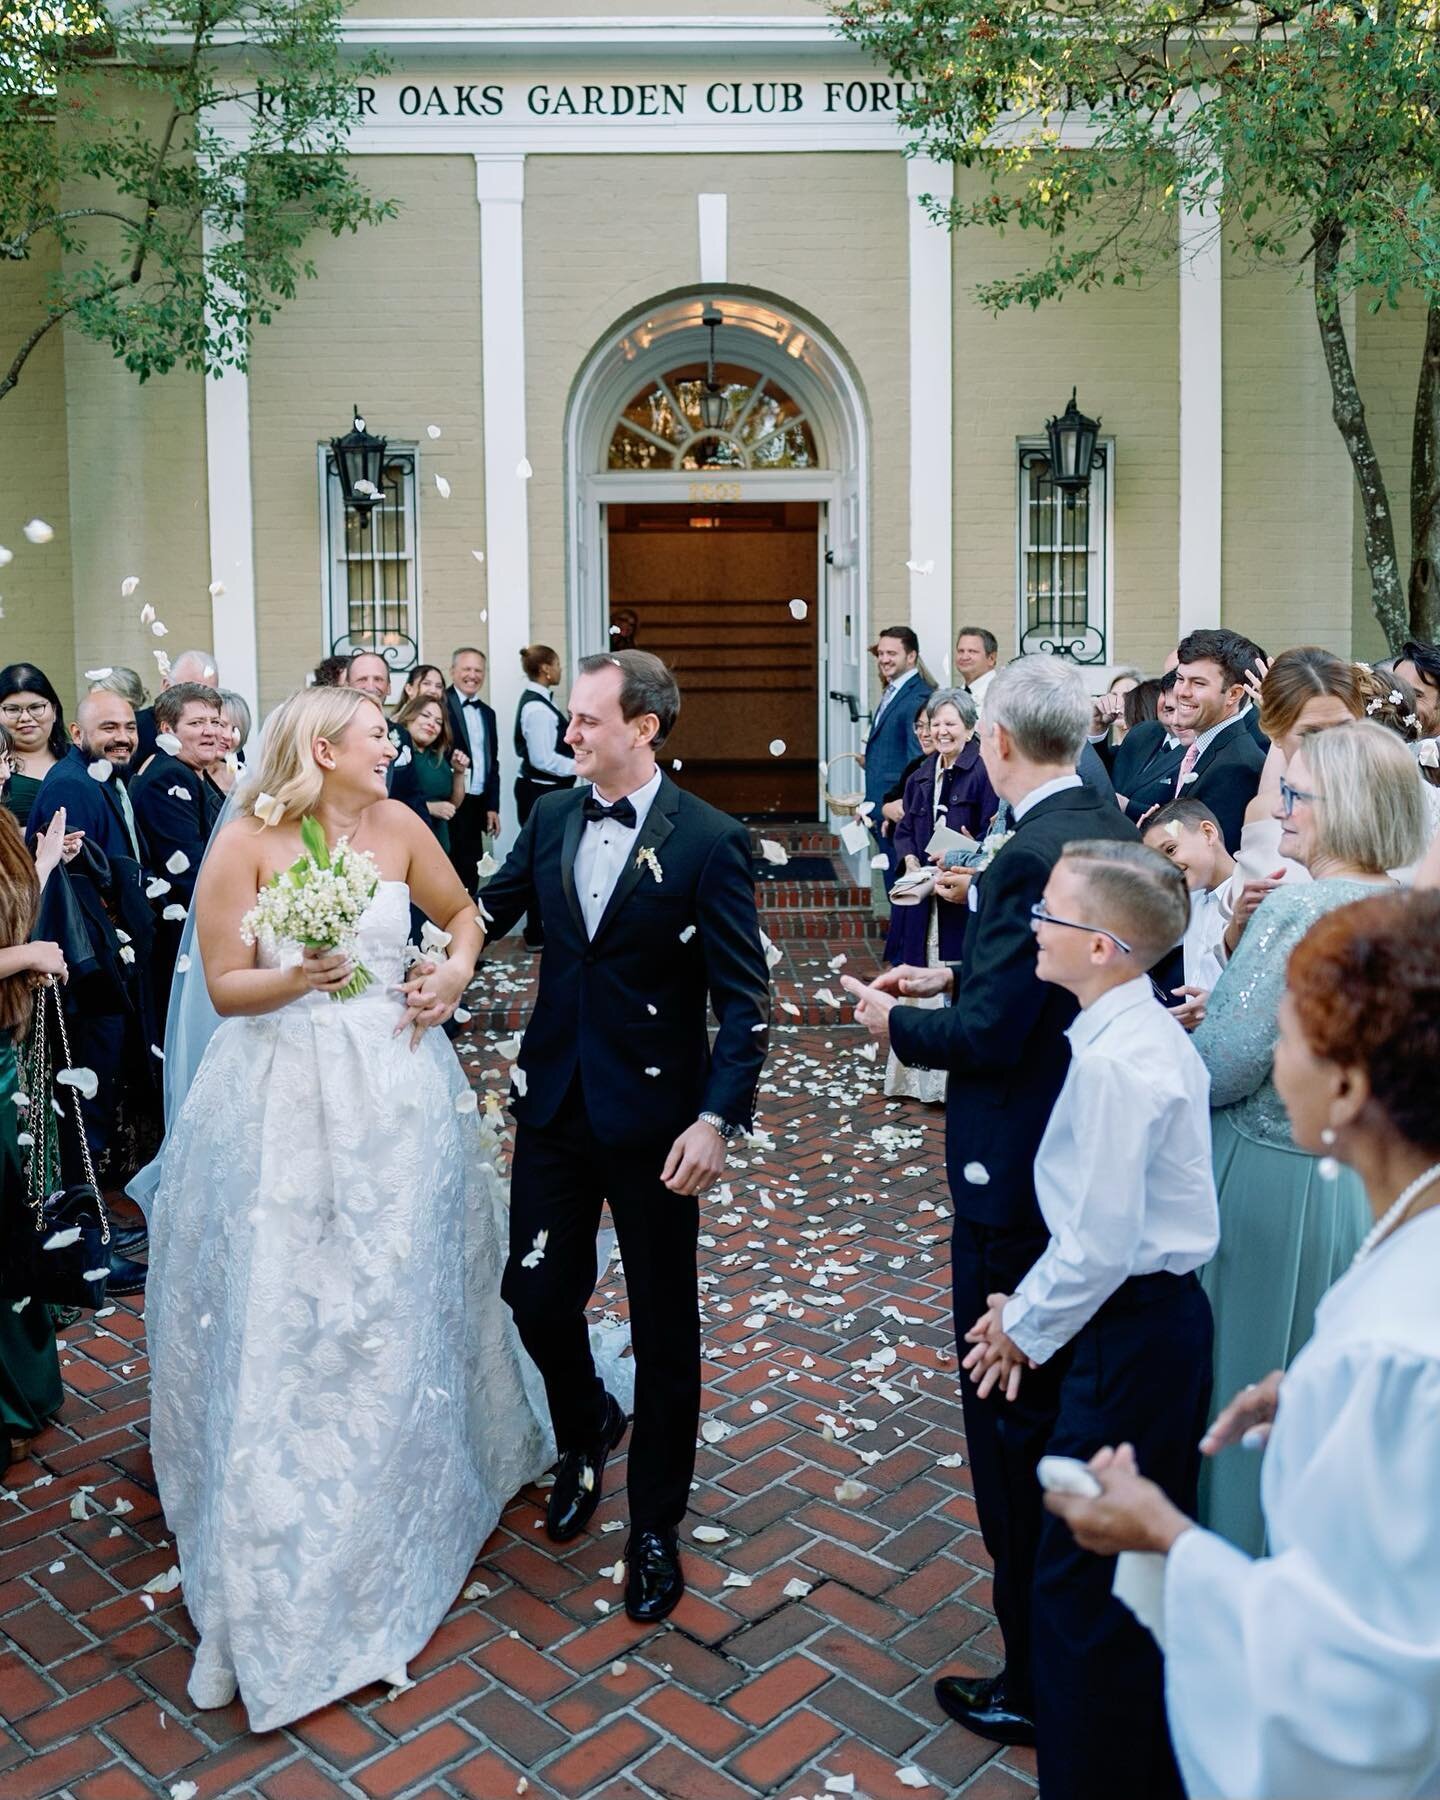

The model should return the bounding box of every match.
[934,1673,1036,1747]
[105,1250,148,1297]
[624,1529,684,1623]
[546,1393,628,1543]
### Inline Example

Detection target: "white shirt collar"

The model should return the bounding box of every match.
[523,679,553,698]
[885,667,919,695]
[1012,772,1083,822]
[1192,702,1250,757]
[1066,976,1156,1050]
[588,765,662,827]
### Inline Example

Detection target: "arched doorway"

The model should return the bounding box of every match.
[567,293,869,818]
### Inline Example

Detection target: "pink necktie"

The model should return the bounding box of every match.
[1175,742,1200,793]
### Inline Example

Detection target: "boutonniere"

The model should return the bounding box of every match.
[971,827,1014,870]
[635,845,663,882]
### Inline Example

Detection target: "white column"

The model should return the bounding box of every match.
[475,155,530,854]
[201,209,259,708]
[907,156,955,679]
[698,193,728,282]
[1178,173,1223,637]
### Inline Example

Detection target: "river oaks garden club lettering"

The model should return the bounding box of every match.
[253,77,924,122]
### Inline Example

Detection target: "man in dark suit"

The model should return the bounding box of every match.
[1105,670,1187,823]
[479,650,770,1623]
[31,690,144,866]
[1172,629,1267,850]
[863,627,932,880]
[445,646,500,893]
[129,682,226,1031]
[843,654,1138,1748]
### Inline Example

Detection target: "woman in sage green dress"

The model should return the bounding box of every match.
[391,695,467,854]
[1192,722,1429,1553]
[0,806,71,1460]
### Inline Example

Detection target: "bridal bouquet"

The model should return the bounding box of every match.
[240,816,381,1002]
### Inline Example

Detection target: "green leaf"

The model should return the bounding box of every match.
[299,815,330,869]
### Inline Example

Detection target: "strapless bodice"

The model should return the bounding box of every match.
[255,879,412,1006]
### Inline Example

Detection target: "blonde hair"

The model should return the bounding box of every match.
[236,686,382,823]
[1303,720,1428,873]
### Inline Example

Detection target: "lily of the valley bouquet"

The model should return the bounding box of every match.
[240,816,380,1002]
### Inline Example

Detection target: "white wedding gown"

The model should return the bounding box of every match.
[147,881,557,1731]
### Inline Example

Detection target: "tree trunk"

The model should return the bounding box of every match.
[1408,299,1440,645]
[1312,219,1408,651]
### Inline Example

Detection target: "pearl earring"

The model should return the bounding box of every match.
[1319,1127,1339,1181]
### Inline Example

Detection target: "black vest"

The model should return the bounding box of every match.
[515,689,575,786]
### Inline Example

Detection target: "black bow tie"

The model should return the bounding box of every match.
[582,793,637,829]
[461,697,483,708]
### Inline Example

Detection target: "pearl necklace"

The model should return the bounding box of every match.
[1349,1161,1440,1268]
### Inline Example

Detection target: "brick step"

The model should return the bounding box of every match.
[756,880,873,908]
[761,910,884,941]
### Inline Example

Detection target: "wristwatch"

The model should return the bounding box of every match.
[698,1110,744,1143]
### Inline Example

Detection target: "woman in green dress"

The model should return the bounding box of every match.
[0,805,71,1462]
[1192,721,1429,1553]
[0,663,68,830]
[391,694,467,853]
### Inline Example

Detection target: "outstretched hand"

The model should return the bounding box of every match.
[1200,1368,1283,1457]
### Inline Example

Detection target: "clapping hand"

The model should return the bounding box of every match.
[1043,1444,1193,1556]
[841,972,897,1046]
[1200,1369,1283,1457]
[33,808,69,887]
[867,963,955,999]
[962,1292,1034,1402]
[1242,656,1272,710]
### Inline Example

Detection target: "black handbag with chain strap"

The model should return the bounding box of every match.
[0,982,110,1310]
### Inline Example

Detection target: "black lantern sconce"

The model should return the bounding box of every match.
[1045,389,1101,508]
[330,406,388,529]
[699,308,728,431]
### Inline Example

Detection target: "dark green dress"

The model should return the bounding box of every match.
[3,773,44,831]
[412,748,456,852]
[0,1036,63,1438]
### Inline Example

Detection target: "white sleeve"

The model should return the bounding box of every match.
[520,698,575,777]
[1163,1347,1440,1799]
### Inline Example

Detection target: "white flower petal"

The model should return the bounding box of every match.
[896,1769,930,1790]
[0,546,11,566]
[139,602,156,625]
[962,1161,991,1186]
[253,792,286,828]
[86,759,113,784]
[722,1571,752,1588]
[121,575,139,597]
[471,548,486,564]
[691,1524,728,1543]
[175,954,191,974]
[427,424,443,439]
[758,839,789,866]
[455,1089,479,1115]
[512,1067,528,1097]
[782,1577,813,1598]
[155,732,181,756]
[788,598,808,620]
[435,474,451,499]
[151,620,169,637]
[699,1420,731,1444]
[165,850,190,874]
[834,1478,867,1503]
[516,456,533,479]
[23,518,54,544]
[768,739,787,757]
[144,1564,182,1595]
[85,667,113,681]
[162,904,187,922]
[208,580,226,598]
[56,1066,99,1100]
[145,877,171,899]
[904,558,934,576]
[679,925,697,943]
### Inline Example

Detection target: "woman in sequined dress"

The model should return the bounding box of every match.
[1191,722,1427,1553]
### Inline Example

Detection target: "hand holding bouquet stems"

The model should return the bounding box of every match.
[240,816,381,1003]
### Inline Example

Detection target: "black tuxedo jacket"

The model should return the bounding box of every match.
[445,688,501,817]
[1186,721,1266,852]
[129,751,223,908]
[480,774,770,1146]
[889,784,1138,1230]
[1111,721,1186,823]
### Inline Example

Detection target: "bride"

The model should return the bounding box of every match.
[147,685,554,1730]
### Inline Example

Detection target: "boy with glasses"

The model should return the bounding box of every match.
[965,840,1217,1800]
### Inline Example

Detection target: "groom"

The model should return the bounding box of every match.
[478,650,770,1621]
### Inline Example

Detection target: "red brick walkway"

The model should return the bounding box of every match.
[0,868,1036,1800]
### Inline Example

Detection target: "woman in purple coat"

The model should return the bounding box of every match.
[883,687,1000,1100]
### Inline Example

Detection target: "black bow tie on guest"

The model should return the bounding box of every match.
[462,696,483,708]
[582,793,638,828]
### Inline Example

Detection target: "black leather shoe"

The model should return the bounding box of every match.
[934,1674,1036,1746]
[105,1250,148,1297]
[546,1393,627,1543]
[624,1529,684,1623]
[109,1223,149,1256]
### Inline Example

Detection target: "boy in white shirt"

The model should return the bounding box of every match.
[963,840,1218,1800]
[1143,796,1236,1004]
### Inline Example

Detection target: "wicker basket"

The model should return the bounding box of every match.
[824,752,866,817]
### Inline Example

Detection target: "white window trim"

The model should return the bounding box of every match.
[1014,435,1115,667]
[316,442,424,688]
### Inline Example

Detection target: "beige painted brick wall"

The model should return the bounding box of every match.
[0,236,76,707]
[523,150,909,677]
[951,169,1181,677]
[247,154,485,714]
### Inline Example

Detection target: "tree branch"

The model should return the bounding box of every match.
[0,209,144,259]
[0,277,129,402]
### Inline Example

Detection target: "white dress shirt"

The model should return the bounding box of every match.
[1183,885,1228,991]
[1002,976,1218,1364]
[1187,701,1250,765]
[1010,771,1082,823]
[520,680,576,779]
[573,767,663,939]
[966,667,996,708]
[454,691,489,797]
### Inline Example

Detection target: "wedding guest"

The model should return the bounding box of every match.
[878,701,933,835]
[445,647,500,894]
[512,645,575,948]
[954,626,999,707]
[29,690,143,865]
[392,694,466,852]
[0,807,70,1463]
[310,654,349,688]
[863,627,932,879]
[1090,665,1144,754]
[0,663,67,830]
[344,649,391,703]
[1170,629,1267,849]
[134,650,219,768]
[210,690,252,797]
[884,687,998,1101]
[1103,672,1186,823]
[401,663,447,707]
[964,841,1214,1800]
[1142,798,1236,999]
[1192,720,1427,1553]
[88,666,148,713]
[130,683,227,1030]
[1393,636,1440,737]
[1048,888,1440,1800]
[842,655,1137,1747]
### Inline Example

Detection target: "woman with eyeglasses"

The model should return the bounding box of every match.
[1190,720,1428,1554]
[0,664,68,830]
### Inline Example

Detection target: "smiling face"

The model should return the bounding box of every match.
[451,652,486,697]
[1032,861,1110,989]
[1174,657,1245,737]
[1,690,55,754]
[954,634,995,682]
[929,701,971,763]
[316,698,394,804]
[914,711,934,756]
[72,693,138,768]
[408,701,444,751]
[1143,818,1221,891]
[1393,658,1440,734]
[172,699,224,771]
[875,635,916,683]
[405,667,446,704]
[565,662,655,794]
[1275,743,1321,865]
[346,654,391,702]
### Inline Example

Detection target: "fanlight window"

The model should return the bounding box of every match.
[607,363,819,471]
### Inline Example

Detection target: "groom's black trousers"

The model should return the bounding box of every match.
[501,1075,700,1535]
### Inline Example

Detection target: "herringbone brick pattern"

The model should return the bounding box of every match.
[0,924,1035,1800]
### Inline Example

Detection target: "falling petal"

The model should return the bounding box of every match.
[87,759,113,784]
[644,1066,661,1078]
[175,954,191,974]
[516,456,533,479]
[0,546,11,566]
[151,620,169,637]
[904,558,934,576]
[758,839,789,866]
[679,925,697,943]
[427,424,443,439]
[43,1226,82,1251]
[476,852,498,881]
[788,598,809,620]
[162,904,187,922]
[455,1089,479,1114]
[520,1227,548,1268]
[579,1463,595,1493]
[768,739,787,756]
[155,732,182,756]
[145,877,171,899]
[139,602,156,625]
[56,1067,99,1100]
[962,1161,991,1185]
[512,1067,528,1097]
[121,575,139,596]
[672,758,683,771]
[166,786,189,800]
[208,580,226,599]
[85,667,113,681]
[165,850,190,875]
[435,474,451,499]
[834,1478,867,1503]
[23,519,54,544]
[471,548,486,564]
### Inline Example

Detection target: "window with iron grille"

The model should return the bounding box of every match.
[1016,440,1111,666]
[319,445,420,677]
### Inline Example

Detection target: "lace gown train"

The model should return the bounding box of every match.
[147,882,555,1731]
